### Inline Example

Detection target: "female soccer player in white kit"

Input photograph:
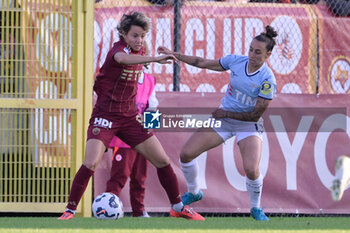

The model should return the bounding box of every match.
[158,25,278,221]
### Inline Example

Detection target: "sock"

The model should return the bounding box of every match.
[66,165,94,210]
[172,201,184,212]
[156,164,182,205]
[65,208,76,215]
[180,159,200,194]
[246,174,263,209]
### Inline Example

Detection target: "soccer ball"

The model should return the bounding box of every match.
[92,192,124,220]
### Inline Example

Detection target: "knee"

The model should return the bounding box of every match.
[153,158,170,168]
[245,168,260,180]
[180,148,195,163]
[83,161,99,171]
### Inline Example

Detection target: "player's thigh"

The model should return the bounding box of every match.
[84,139,107,171]
[238,135,262,178]
[180,127,224,163]
[133,135,170,168]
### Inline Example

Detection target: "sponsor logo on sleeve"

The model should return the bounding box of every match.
[260,81,273,96]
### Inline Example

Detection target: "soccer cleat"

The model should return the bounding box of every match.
[331,155,350,201]
[181,190,203,205]
[57,211,75,220]
[137,211,151,218]
[250,207,269,221]
[170,205,205,221]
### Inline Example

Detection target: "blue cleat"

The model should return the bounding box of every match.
[181,190,203,205]
[250,207,269,221]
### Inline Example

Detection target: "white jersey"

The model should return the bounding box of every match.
[219,55,276,113]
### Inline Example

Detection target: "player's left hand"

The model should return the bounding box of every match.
[157,46,172,55]
[212,108,228,119]
[156,54,177,64]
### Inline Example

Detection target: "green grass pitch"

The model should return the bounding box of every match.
[0,216,350,233]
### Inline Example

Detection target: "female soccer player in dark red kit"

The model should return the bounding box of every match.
[58,11,204,221]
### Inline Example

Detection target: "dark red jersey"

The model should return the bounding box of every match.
[94,39,145,115]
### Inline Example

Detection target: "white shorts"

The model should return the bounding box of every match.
[213,117,264,143]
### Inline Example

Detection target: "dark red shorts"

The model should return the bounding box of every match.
[87,111,153,148]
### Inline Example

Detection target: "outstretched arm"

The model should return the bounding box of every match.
[114,52,176,65]
[157,46,225,71]
[212,97,271,122]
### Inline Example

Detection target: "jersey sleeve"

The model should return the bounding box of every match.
[258,75,276,100]
[219,54,235,70]
[113,42,131,56]
[117,43,127,53]
[108,44,129,65]
[219,55,246,70]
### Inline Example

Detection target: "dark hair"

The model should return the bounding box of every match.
[254,25,278,52]
[117,12,150,38]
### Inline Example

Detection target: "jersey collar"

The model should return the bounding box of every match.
[245,61,264,77]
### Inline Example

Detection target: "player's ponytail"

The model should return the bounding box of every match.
[255,25,278,52]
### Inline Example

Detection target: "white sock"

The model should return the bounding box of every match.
[172,201,184,212]
[246,174,263,208]
[65,208,76,214]
[180,159,200,194]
